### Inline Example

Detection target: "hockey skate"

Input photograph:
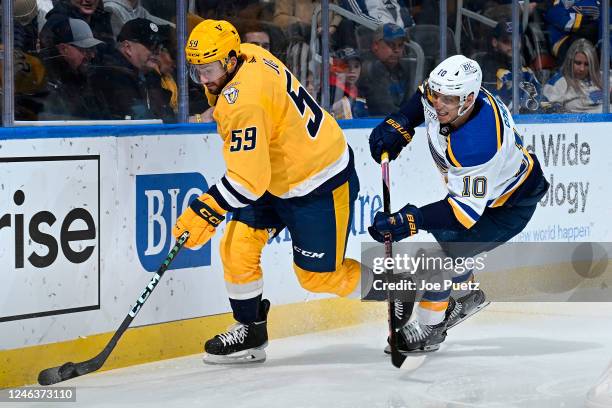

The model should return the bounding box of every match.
[396,318,448,354]
[384,299,447,355]
[384,289,489,355]
[203,299,270,365]
[445,289,489,330]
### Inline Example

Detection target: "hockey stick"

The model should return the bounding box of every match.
[381,154,427,371]
[380,153,414,369]
[38,231,190,385]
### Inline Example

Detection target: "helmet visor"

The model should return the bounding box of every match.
[430,90,460,107]
[189,61,227,84]
[426,82,460,107]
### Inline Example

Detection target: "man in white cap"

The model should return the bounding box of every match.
[14,0,39,25]
[0,0,40,51]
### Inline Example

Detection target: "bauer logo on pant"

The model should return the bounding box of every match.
[136,173,212,272]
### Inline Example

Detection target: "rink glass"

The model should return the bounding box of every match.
[2,1,611,125]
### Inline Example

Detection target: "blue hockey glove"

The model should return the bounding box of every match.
[369,112,414,164]
[368,203,423,243]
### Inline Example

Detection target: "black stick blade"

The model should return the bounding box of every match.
[391,349,407,368]
[38,362,77,385]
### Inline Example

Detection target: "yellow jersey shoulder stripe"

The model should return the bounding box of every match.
[446,133,462,168]
[483,90,503,151]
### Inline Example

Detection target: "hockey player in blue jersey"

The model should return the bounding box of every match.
[544,0,606,63]
[367,55,549,354]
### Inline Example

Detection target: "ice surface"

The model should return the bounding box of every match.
[21,303,612,408]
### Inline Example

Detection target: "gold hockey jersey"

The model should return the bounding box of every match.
[205,43,350,211]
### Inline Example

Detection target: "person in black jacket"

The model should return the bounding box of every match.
[38,15,105,120]
[1,0,47,121]
[88,18,175,121]
[45,0,115,48]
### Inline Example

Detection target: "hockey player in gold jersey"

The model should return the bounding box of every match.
[172,20,361,364]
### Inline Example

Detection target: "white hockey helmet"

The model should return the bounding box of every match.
[427,55,482,116]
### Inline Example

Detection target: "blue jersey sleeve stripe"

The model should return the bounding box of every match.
[447,197,477,228]
[448,200,476,228]
[483,90,503,150]
[497,156,529,197]
[449,196,481,221]
[491,149,535,207]
[428,137,449,172]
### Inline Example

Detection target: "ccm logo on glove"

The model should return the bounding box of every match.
[196,204,224,227]
[173,194,226,248]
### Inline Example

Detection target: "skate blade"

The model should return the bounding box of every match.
[399,354,427,371]
[384,343,440,355]
[203,348,267,365]
[447,301,490,330]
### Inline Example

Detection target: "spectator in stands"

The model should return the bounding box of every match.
[89,18,175,121]
[45,0,115,47]
[141,0,175,21]
[240,20,272,51]
[274,1,344,96]
[147,25,178,116]
[339,0,415,28]
[13,0,50,33]
[474,19,543,113]
[358,23,413,116]
[195,0,274,22]
[543,38,610,113]
[330,47,368,119]
[38,16,103,119]
[103,0,174,38]
[240,19,292,61]
[0,0,47,121]
[11,0,39,52]
[274,0,342,43]
[544,0,601,64]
